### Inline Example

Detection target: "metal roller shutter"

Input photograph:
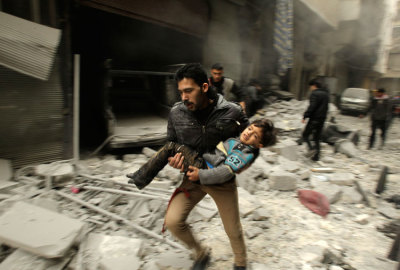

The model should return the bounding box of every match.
[0,61,65,169]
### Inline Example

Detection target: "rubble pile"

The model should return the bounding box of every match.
[0,100,399,270]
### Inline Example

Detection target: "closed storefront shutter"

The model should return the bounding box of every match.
[0,61,65,169]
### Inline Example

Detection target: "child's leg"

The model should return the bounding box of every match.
[127,142,180,189]
[127,142,203,189]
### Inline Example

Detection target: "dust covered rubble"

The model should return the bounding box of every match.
[0,101,399,269]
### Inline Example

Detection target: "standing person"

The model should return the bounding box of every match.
[368,88,392,149]
[165,63,249,270]
[301,77,329,161]
[209,63,247,113]
[240,79,266,117]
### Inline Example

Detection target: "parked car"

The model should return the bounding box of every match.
[340,88,371,115]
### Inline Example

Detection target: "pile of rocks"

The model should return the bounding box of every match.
[0,100,399,270]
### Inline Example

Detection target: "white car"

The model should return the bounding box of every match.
[340,88,371,115]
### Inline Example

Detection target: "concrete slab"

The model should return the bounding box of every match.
[82,233,143,270]
[0,249,73,270]
[0,201,84,258]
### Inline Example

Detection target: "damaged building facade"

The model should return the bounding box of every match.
[0,0,397,168]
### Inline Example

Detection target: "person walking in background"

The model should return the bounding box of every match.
[164,63,249,270]
[208,63,248,113]
[301,77,329,161]
[240,79,266,117]
[368,88,392,149]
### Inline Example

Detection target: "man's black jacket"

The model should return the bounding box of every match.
[167,94,249,155]
[303,88,330,121]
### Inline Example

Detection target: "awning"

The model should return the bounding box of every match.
[0,11,61,81]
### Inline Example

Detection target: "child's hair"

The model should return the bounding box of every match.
[251,118,278,147]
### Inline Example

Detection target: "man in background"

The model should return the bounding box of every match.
[368,88,392,149]
[209,63,247,113]
[301,77,329,161]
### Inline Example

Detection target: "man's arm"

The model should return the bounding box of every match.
[166,111,185,171]
[303,92,318,119]
[231,83,249,113]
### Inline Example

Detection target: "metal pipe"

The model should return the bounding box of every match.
[78,174,217,210]
[81,185,171,201]
[73,54,80,162]
[57,191,185,250]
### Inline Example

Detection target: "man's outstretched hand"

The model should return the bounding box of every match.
[168,152,185,172]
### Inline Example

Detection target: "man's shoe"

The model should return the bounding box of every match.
[191,253,210,270]
[296,138,303,145]
[304,149,316,158]
[311,154,319,161]
[233,265,246,270]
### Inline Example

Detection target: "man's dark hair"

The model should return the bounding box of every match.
[175,63,209,88]
[308,77,324,89]
[378,88,385,93]
[251,118,278,147]
[211,63,223,70]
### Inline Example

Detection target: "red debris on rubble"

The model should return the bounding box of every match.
[297,189,330,217]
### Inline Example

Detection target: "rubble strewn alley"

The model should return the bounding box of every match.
[0,99,400,270]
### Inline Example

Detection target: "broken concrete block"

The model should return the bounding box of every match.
[0,159,12,182]
[271,139,299,161]
[245,226,263,239]
[354,214,369,225]
[269,171,297,191]
[238,187,260,217]
[330,172,355,186]
[0,201,84,258]
[334,139,358,158]
[35,162,74,187]
[339,186,363,204]
[312,182,343,204]
[277,156,300,172]
[156,250,192,269]
[260,149,278,164]
[0,249,74,270]
[82,233,143,270]
[32,197,60,213]
[251,208,270,221]
[377,201,400,219]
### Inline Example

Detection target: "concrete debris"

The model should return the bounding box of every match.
[0,102,398,269]
[0,249,74,270]
[0,201,84,258]
[79,233,143,270]
[269,171,298,191]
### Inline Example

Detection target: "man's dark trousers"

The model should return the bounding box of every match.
[302,119,325,160]
[369,119,388,148]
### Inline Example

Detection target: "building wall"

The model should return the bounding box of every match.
[203,0,242,81]
[298,0,339,29]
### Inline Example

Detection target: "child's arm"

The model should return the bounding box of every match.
[186,165,234,184]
